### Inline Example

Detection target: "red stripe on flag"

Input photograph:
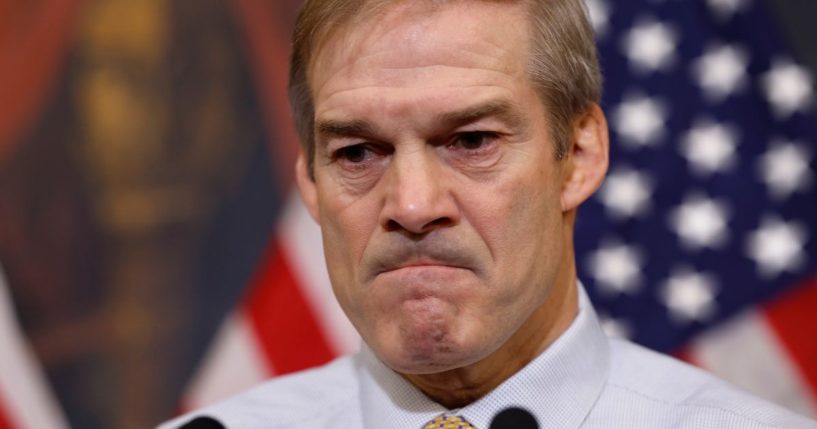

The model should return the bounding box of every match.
[762,276,817,401]
[672,346,699,367]
[0,397,13,429]
[244,239,336,375]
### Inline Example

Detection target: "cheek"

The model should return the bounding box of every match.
[510,182,564,271]
[462,171,564,321]
[318,185,375,265]
[317,190,382,316]
[470,172,562,262]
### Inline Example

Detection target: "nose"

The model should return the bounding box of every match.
[380,148,459,235]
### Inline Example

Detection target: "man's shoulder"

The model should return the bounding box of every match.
[591,338,817,428]
[158,355,361,429]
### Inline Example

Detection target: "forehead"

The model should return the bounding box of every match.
[308,1,532,106]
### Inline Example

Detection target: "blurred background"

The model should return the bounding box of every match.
[0,1,815,428]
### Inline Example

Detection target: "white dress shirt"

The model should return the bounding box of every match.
[161,286,817,428]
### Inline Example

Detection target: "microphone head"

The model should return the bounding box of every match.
[489,407,539,429]
[178,416,226,429]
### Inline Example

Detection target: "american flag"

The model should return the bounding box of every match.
[180,0,817,418]
[577,0,817,416]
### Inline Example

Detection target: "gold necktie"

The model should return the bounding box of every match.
[424,414,476,429]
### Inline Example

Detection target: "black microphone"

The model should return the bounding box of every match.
[177,416,226,429]
[489,407,539,429]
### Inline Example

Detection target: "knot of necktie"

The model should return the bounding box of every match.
[423,414,476,429]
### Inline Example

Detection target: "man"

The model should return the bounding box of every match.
[164,0,817,427]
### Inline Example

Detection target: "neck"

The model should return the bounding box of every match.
[401,265,579,409]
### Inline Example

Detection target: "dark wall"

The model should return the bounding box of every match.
[768,1,817,75]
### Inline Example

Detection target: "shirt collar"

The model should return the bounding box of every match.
[356,283,610,429]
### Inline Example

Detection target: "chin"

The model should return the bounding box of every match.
[385,352,461,375]
[369,301,486,373]
[377,333,481,375]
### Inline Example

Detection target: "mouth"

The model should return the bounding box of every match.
[376,260,466,276]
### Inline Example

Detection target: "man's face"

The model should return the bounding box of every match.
[301,2,576,374]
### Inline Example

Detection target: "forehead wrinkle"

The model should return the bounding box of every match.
[310,2,530,98]
[317,85,527,135]
[316,66,527,116]
[313,47,524,103]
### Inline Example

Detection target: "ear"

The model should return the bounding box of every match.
[561,103,609,212]
[295,151,321,223]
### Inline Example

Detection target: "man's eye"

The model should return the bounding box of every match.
[335,144,371,163]
[452,132,498,150]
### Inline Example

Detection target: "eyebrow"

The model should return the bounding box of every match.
[440,99,525,130]
[316,119,375,139]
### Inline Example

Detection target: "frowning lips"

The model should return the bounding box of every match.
[362,233,481,283]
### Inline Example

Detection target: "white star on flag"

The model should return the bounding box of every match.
[680,119,738,175]
[598,314,633,339]
[588,241,644,295]
[612,93,668,147]
[669,194,731,250]
[745,217,808,278]
[621,17,678,73]
[660,268,718,323]
[692,44,749,101]
[707,0,750,21]
[757,140,813,200]
[584,0,611,38]
[762,59,814,118]
[597,167,653,219]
